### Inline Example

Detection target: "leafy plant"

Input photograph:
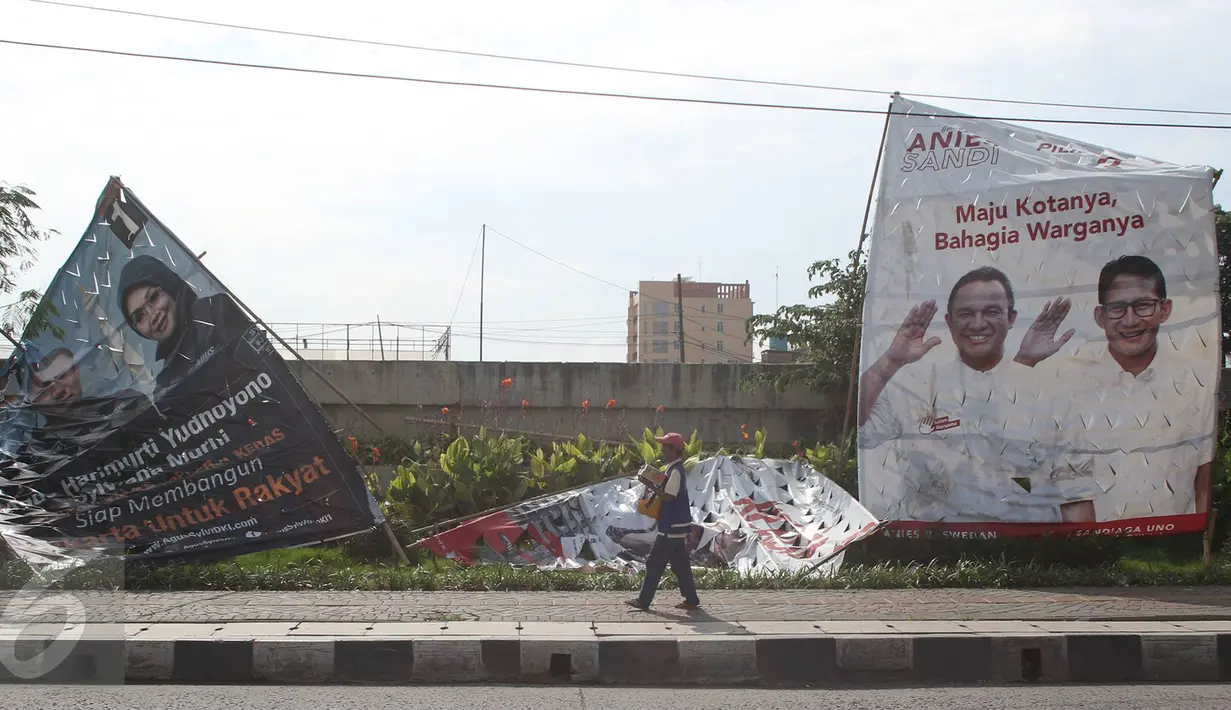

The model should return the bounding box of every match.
[795,440,857,495]
[0,182,58,338]
[742,247,866,398]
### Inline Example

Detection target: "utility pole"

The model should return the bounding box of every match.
[479,224,486,362]
[676,273,686,364]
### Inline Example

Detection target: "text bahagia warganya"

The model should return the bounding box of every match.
[935,191,1147,253]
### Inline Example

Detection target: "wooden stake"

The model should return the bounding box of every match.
[405,469,644,541]
[355,459,411,565]
[1203,508,1219,571]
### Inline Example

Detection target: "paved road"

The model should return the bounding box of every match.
[3,587,1231,623]
[3,685,1230,709]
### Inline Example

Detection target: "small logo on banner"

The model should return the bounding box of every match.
[242,325,275,356]
[918,414,961,434]
[100,190,148,249]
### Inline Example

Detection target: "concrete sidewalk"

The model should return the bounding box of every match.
[3,586,1231,623]
[2,588,1231,686]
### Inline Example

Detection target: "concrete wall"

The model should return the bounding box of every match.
[285,360,838,445]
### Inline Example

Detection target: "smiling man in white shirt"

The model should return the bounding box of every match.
[1054,255,1215,522]
[859,266,1099,524]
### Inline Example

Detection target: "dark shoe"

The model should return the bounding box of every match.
[625,599,649,611]
[675,601,701,610]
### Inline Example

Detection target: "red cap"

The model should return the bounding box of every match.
[656,432,686,449]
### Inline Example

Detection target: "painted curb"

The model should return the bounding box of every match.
[1,634,1229,685]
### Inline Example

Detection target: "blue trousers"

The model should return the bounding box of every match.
[637,534,700,606]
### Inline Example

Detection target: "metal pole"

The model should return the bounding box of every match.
[676,274,686,364]
[376,316,385,361]
[346,324,350,361]
[406,469,641,540]
[839,95,897,448]
[479,224,486,362]
[354,459,411,565]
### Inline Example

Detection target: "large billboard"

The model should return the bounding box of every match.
[0,178,383,569]
[857,96,1220,537]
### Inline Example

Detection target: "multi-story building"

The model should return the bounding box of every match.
[626,279,753,364]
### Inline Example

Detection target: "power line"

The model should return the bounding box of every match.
[25,0,1231,118]
[482,226,630,291]
[447,330,757,363]
[453,329,628,341]
[476,325,628,336]
[447,229,483,330]
[450,315,628,325]
[483,225,757,359]
[447,331,624,348]
[484,225,746,323]
[477,226,759,361]
[4,37,1231,130]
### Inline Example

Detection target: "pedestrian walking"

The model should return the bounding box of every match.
[626,432,701,611]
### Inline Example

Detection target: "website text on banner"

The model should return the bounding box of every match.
[856,96,1220,539]
[0,178,382,570]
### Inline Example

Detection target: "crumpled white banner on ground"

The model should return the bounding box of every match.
[415,455,881,577]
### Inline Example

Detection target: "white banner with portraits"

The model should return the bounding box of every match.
[857,96,1220,537]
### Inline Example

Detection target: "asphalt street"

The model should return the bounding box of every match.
[2,685,1229,709]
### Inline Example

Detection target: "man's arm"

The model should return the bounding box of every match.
[857,355,904,428]
[649,466,683,503]
[858,300,942,427]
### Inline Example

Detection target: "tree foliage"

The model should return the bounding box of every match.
[743,247,866,396]
[0,184,55,337]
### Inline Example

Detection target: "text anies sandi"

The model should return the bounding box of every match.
[59,372,274,501]
[936,191,1147,253]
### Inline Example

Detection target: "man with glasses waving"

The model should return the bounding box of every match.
[1063,255,1215,521]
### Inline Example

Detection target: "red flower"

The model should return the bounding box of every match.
[606,398,616,409]
[501,378,513,388]
[742,431,750,441]
[581,399,590,412]
[656,405,665,413]
[441,407,450,415]
[521,399,529,409]
[247,418,255,426]
[371,446,381,465]
[348,436,358,453]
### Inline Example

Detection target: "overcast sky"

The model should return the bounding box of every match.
[2,0,1229,363]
